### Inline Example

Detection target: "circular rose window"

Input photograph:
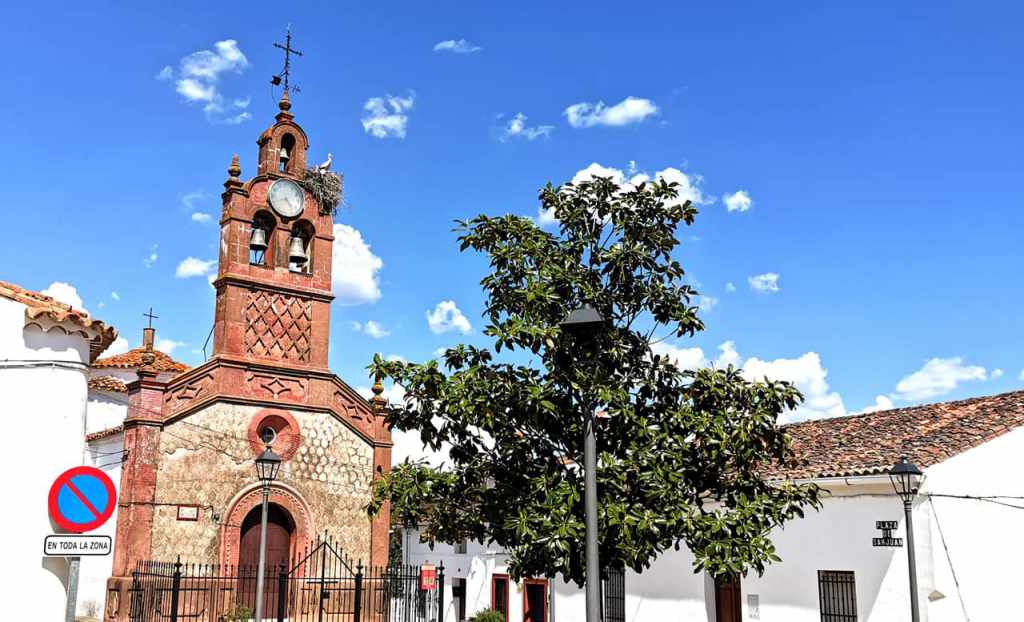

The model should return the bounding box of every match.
[247,409,300,460]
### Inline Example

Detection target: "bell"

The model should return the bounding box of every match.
[279,147,289,161]
[288,235,308,264]
[249,226,268,251]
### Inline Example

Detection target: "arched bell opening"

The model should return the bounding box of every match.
[279,133,297,173]
[249,211,277,266]
[288,220,314,274]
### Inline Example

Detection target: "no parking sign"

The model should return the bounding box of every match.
[48,466,116,533]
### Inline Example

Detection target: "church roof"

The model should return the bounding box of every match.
[92,347,189,373]
[774,390,1024,480]
[0,279,118,362]
[88,375,128,393]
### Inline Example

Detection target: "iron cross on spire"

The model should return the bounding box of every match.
[272,25,303,93]
[143,307,159,329]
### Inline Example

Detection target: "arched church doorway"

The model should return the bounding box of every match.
[238,502,294,613]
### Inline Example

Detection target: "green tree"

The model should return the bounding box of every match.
[367,175,820,585]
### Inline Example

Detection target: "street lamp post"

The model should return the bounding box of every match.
[253,445,282,622]
[889,456,924,622]
[560,304,607,622]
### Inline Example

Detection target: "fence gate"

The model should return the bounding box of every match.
[129,535,443,622]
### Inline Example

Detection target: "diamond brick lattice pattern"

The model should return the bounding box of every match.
[244,291,312,362]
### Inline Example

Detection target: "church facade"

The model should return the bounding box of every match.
[105,93,392,621]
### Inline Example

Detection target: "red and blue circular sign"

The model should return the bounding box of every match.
[48,466,116,533]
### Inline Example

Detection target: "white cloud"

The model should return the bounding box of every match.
[222,111,252,125]
[743,351,846,423]
[427,300,472,334]
[501,113,553,142]
[191,212,213,223]
[433,39,481,54]
[725,282,737,293]
[385,354,406,362]
[538,162,707,226]
[698,295,718,313]
[650,342,707,371]
[892,357,988,402]
[156,338,185,355]
[852,395,895,415]
[1020,369,1024,382]
[351,320,391,338]
[433,347,448,357]
[163,40,251,124]
[362,92,415,139]
[175,257,216,278]
[104,336,131,357]
[42,282,85,312]
[181,191,206,211]
[991,368,1004,379]
[332,224,383,305]
[723,190,753,213]
[143,244,159,268]
[564,96,658,128]
[748,273,780,294]
[652,339,845,422]
[110,291,120,301]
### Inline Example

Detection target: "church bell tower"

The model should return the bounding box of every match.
[212,91,334,370]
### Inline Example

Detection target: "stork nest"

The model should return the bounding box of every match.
[300,169,343,216]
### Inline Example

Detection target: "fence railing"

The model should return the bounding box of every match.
[129,551,444,622]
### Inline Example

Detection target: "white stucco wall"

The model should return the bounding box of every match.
[77,433,125,616]
[0,297,94,621]
[86,391,128,434]
[920,426,1024,622]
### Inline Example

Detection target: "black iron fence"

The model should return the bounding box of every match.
[129,536,443,622]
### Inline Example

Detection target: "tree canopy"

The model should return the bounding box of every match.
[367,175,820,585]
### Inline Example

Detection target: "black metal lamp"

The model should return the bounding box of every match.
[889,456,923,503]
[255,445,282,484]
[559,304,606,337]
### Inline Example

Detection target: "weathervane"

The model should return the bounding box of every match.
[271,25,303,93]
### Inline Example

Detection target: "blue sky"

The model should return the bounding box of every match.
[3,1,1021,420]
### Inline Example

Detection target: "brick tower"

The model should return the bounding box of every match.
[104,93,392,621]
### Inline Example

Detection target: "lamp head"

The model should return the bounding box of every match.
[888,455,923,503]
[559,304,606,338]
[255,445,283,483]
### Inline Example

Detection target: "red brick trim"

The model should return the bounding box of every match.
[247,408,301,460]
[219,483,313,568]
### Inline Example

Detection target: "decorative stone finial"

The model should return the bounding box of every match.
[228,154,241,179]
[279,90,292,112]
[370,372,388,413]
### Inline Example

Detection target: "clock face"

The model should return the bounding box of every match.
[268,179,305,218]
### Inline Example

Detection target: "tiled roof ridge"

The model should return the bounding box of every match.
[93,347,190,373]
[88,375,129,393]
[782,389,1024,431]
[85,425,124,443]
[772,389,1024,480]
[0,279,118,362]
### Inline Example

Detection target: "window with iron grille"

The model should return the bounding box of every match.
[818,570,857,622]
[603,567,626,622]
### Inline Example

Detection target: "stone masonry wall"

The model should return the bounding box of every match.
[150,402,374,563]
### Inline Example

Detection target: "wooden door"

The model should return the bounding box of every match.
[238,504,293,614]
[523,579,548,622]
[714,574,742,622]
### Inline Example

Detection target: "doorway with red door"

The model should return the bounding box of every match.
[237,503,294,613]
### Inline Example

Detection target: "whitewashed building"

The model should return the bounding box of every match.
[401,390,1023,622]
[0,280,117,622]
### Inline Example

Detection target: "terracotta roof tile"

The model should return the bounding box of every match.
[0,279,117,362]
[88,376,128,393]
[772,390,1024,480]
[92,347,189,373]
[85,425,123,442]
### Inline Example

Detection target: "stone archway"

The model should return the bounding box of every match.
[220,483,313,568]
